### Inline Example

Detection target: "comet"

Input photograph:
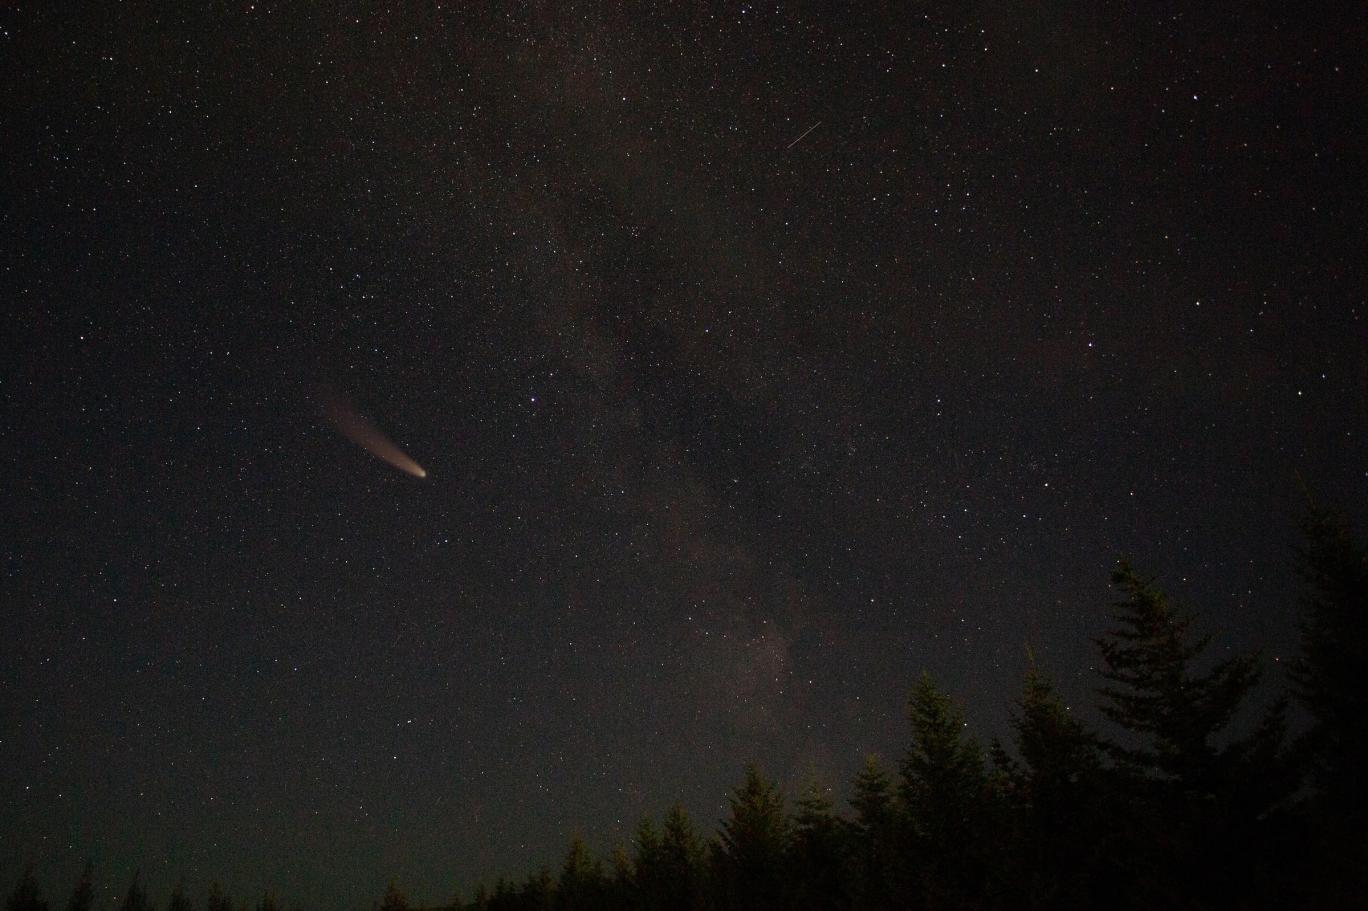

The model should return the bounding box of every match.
[320,390,427,479]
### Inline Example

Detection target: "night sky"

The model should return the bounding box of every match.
[3,3,1366,908]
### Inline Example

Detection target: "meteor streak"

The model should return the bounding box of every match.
[785,120,821,149]
[320,391,427,478]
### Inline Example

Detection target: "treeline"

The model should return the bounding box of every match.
[5,870,300,911]
[7,509,1366,909]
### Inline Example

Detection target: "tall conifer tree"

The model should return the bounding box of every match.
[899,673,993,908]
[1095,562,1283,907]
[1096,563,1262,791]
[1291,507,1368,813]
[64,864,94,911]
[204,884,231,911]
[555,836,604,911]
[1007,667,1112,909]
[716,764,789,910]
[166,882,191,911]
[789,782,849,911]
[6,867,48,911]
[847,756,896,911]
[1289,507,1368,907]
[119,873,151,911]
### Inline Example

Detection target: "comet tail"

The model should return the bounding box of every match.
[321,393,427,479]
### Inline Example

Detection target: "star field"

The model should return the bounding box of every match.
[3,4,1365,908]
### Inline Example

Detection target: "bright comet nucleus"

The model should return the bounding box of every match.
[320,389,428,479]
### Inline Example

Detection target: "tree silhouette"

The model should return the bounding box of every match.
[626,804,707,911]
[606,848,633,911]
[118,873,152,911]
[487,878,516,911]
[715,763,789,910]
[1096,563,1263,788]
[64,864,94,911]
[204,884,231,911]
[659,804,706,911]
[377,883,406,911]
[165,882,191,911]
[1094,562,1283,908]
[788,782,850,911]
[555,836,605,911]
[899,672,994,908]
[23,517,1368,911]
[6,867,48,911]
[1289,507,1368,907]
[1003,666,1115,909]
[1292,507,1368,813]
[631,816,664,910]
[517,869,552,911]
[846,756,897,911]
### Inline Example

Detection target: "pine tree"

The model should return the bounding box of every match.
[631,815,663,909]
[899,673,993,908]
[378,883,406,911]
[119,873,151,911]
[1095,562,1283,907]
[518,869,552,911]
[849,756,894,837]
[487,878,516,911]
[1096,563,1262,791]
[607,847,633,911]
[1289,507,1368,906]
[1006,666,1112,909]
[65,864,94,911]
[901,673,988,835]
[789,782,849,911]
[204,885,231,911]
[661,804,705,907]
[555,836,604,911]
[1013,669,1097,790]
[716,763,789,911]
[1291,506,1368,814]
[165,882,191,911]
[630,804,708,911]
[6,867,49,911]
[846,756,896,911]
[663,803,701,855]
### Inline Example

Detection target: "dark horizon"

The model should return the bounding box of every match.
[5,518,1366,910]
[3,3,1365,909]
